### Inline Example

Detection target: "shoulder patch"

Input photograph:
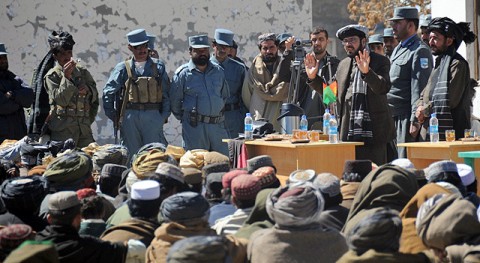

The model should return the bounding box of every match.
[420,58,429,69]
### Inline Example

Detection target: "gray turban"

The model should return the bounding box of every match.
[160,191,210,225]
[266,182,324,228]
[346,207,402,255]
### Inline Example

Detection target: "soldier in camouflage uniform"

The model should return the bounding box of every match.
[44,31,99,147]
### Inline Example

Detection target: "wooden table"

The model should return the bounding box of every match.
[398,141,480,169]
[243,139,363,179]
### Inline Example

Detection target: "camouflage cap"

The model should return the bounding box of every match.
[92,144,128,172]
[43,151,92,191]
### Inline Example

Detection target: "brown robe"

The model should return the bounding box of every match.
[101,218,159,246]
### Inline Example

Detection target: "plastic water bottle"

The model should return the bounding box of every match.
[300,115,308,131]
[244,113,253,140]
[323,109,331,135]
[429,113,439,143]
[328,115,338,143]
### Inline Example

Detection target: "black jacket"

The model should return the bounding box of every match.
[36,225,127,263]
[0,70,34,142]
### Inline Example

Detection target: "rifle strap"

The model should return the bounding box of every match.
[119,59,133,127]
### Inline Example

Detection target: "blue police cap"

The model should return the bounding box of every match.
[147,33,156,50]
[368,34,384,44]
[214,29,234,46]
[126,29,149,46]
[420,14,432,28]
[276,33,292,44]
[0,43,7,55]
[189,34,210,48]
[383,28,394,38]
[389,7,419,21]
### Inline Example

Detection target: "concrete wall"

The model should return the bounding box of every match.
[1,0,312,145]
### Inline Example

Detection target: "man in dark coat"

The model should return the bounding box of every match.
[0,43,34,143]
[304,27,340,129]
[307,25,394,165]
[36,191,128,263]
[414,17,477,141]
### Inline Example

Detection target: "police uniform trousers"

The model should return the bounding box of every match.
[394,113,416,158]
[121,109,167,159]
[224,109,244,139]
[182,117,229,156]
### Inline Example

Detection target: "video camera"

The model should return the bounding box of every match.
[292,38,312,62]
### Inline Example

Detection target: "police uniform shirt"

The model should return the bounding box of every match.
[170,59,229,120]
[387,34,433,118]
[210,56,246,105]
[102,57,171,120]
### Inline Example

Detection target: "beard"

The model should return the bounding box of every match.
[192,55,210,66]
[262,53,277,63]
[0,62,8,72]
[346,44,364,58]
[313,46,325,55]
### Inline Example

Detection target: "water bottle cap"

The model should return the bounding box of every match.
[301,115,306,119]
[325,109,330,113]
[431,113,436,117]
[246,113,251,117]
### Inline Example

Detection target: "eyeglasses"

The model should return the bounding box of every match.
[132,43,148,50]
[342,37,359,45]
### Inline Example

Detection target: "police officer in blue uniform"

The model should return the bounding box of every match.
[210,29,246,138]
[103,29,170,159]
[388,7,433,158]
[171,35,230,155]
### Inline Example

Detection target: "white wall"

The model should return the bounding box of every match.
[1,0,312,145]
[431,0,478,78]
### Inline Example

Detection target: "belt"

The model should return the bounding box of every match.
[126,103,162,110]
[197,114,224,124]
[224,103,241,111]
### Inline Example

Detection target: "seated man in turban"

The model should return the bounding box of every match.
[338,207,434,262]
[248,182,348,263]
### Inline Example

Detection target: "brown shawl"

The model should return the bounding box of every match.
[416,194,480,250]
[344,165,418,232]
[248,227,348,263]
[340,181,361,210]
[100,218,158,246]
[399,183,451,253]
[243,54,289,131]
[145,222,216,263]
